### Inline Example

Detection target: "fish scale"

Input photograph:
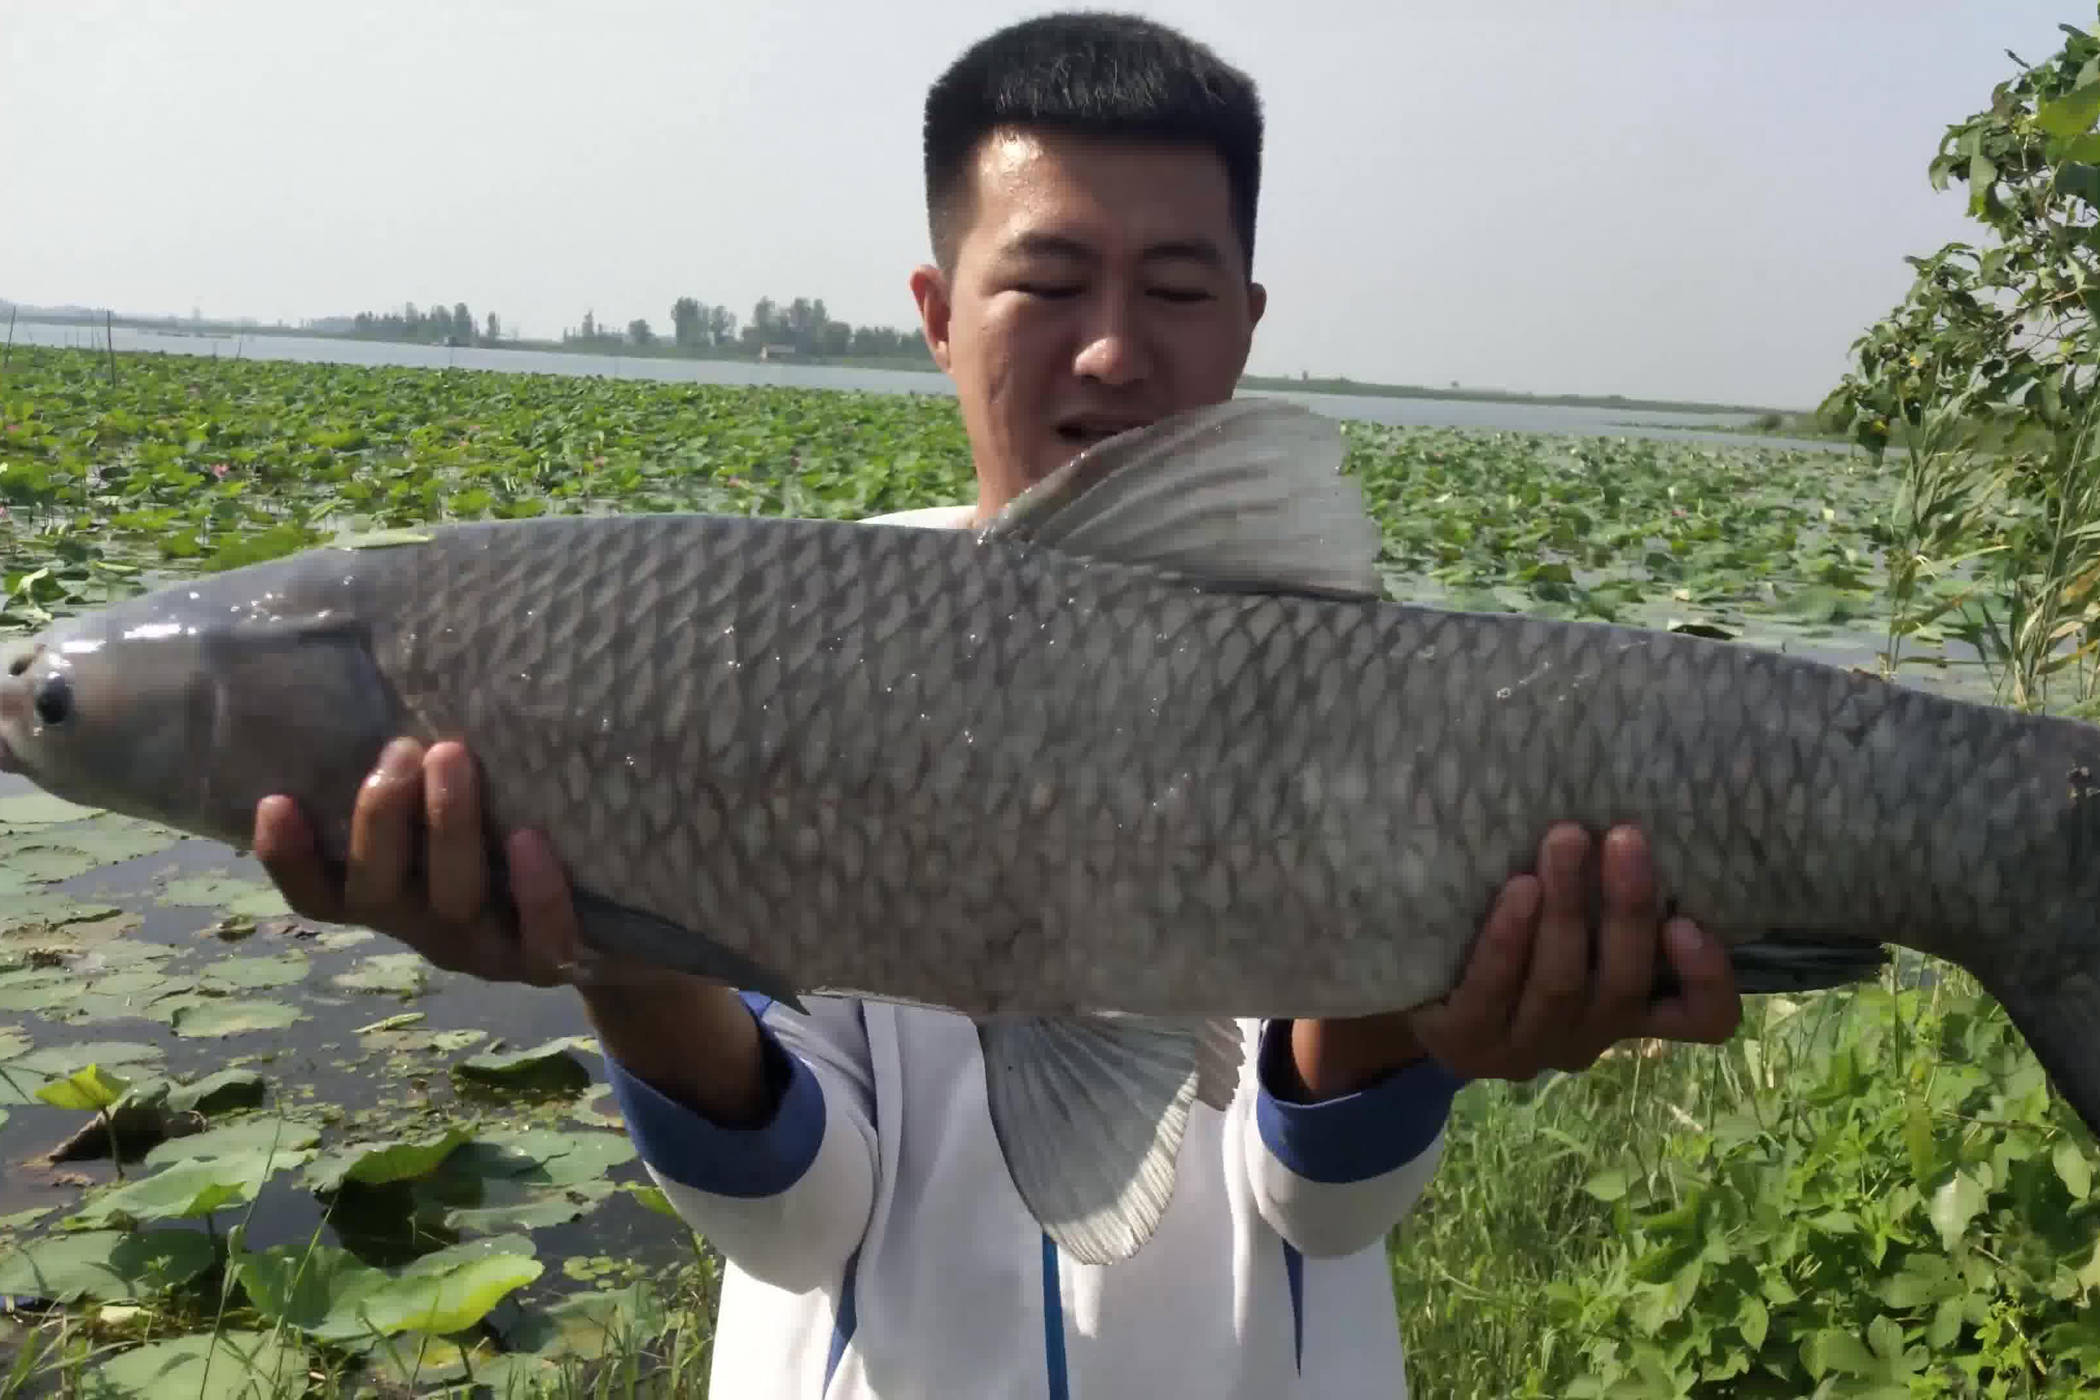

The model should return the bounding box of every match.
[10,396,2100,1267]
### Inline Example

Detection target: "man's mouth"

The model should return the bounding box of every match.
[1055,417,1149,450]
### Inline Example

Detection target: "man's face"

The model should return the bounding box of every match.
[911,128,1267,517]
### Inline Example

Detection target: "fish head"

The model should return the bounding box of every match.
[0,556,400,852]
[1,602,232,833]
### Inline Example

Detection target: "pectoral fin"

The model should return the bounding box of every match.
[565,888,807,1014]
[978,1014,1242,1266]
[1652,935,1889,999]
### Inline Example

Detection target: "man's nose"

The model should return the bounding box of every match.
[1073,302,1151,386]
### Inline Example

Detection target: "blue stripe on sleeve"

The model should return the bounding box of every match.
[1041,1234,1070,1400]
[602,999,826,1199]
[1252,1020,1464,1185]
[1282,1240,1304,1372]
[823,1244,863,1388]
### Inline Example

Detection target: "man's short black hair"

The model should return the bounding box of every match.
[922,11,1264,275]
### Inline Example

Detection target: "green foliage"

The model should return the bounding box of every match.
[1394,976,2100,1398]
[0,1040,163,1107]
[1825,9,2100,711]
[33,1062,131,1112]
[1343,422,1893,635]
[302,1126,475,1194]
[328,951,430,997]
[0,344,978,631]
[0,1228,216,1303]
[230,1233,543,1343]
[142,1117,322,1169]
[65,1148,302,1228]
[168,998,303,1038]
[453,1036,600,1098]
[166,1069,267,1115]
[1824,13,2100,453]
[78,1329,308,1400]
[1546,981,2100,1398]
[506,1281,670,1362]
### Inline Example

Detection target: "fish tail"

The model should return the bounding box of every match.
[1981,953,2100,1139]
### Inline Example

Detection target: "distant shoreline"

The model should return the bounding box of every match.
[5,306,1804,422]
[1234,373,1791,420]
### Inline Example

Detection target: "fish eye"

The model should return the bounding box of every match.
[33,675,72,726]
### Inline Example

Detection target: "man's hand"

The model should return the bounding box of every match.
[252,737,583,987]
[1408,822,1742,1080]
[251,736,774,1125]
[1287,822,1742,1098]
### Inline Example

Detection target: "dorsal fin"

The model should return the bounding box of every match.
[978,398,1385,598]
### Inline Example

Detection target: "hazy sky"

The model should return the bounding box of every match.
[2,2,2085,407]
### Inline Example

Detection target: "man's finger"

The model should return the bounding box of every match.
[423,742,488,926]
[1413,873,1538,1054]
[252,796,344,924]
[344,738,424,915]
[1640,918,1742,1044]
[1588,825,1660,1034]
[506,829,581,989]
[1504,823,1594,1060]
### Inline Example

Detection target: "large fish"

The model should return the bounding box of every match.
[3,398,2098,1265]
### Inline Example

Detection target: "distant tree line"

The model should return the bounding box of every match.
[348,302,499,346]
[341,294,931,363]
[561,295,930,361]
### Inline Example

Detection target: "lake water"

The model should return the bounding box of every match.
[12,320,1844,452]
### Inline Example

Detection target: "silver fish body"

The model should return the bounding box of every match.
[5,399,2098,1263]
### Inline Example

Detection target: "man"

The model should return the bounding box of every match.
[253,13,1740,1397]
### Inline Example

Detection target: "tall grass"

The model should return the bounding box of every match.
[1388,1028,1734,1396]
[1392,963,2100,1398]
[1874,391,2100,716]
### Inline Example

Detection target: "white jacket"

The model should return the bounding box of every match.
[600,505,1462,1399]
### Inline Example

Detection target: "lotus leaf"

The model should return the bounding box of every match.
[198,951,309,991]
[0,1228,215,1302]
[331,952,429,996]
[0,1041,162,1106]
[67,1148,293,1227]
[0,792,100,826]
[507,1280,669,1360]
[81,1329,307,1400]
[304,1125,475,1193]
[33,1061,131,1111]
[159,874,294,919]
[143,1116,322,1168]
[171,998,303,1038]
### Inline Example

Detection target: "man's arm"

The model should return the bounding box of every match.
[591,986,880,1294]
[253,738,878,1291]
[1245,823,1743,1257]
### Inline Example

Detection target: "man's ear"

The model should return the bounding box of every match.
[910,264,954,374]
[1248,280,1267,330]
